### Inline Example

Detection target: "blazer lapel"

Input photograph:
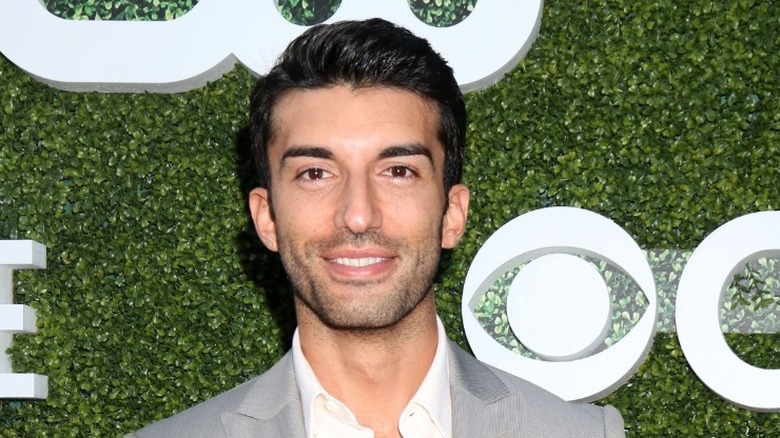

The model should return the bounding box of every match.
[220,407,305,438]
[448,342,525,438]
[217,343,525,437]
[220,353,307,438]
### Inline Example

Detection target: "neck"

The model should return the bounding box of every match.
[296,292,439,434]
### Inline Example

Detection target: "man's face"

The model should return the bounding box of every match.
[249,86,469,330]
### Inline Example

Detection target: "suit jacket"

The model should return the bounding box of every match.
[128,341,625,437]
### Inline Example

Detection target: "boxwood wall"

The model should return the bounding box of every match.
[2,0,780,436]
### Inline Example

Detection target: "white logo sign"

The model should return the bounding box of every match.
[463,207,657,402]
[0,0,543,92]
[463,207,780,412]
[0,240,48,399]
[676,211,780,412]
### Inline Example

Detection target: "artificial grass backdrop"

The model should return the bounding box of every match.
[2,0,779,435]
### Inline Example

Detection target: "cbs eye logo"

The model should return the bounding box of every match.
[462,207,780,411]
[462,207,657,402]
[0,0,543,92]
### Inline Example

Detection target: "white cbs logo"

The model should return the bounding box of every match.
[0,0,542,93]
[462,207,780,412]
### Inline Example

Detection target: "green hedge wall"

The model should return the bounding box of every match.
[2,0,780,436]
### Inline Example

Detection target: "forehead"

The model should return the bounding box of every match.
[268,86,442,157]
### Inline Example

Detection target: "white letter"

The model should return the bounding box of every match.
[0,0,542,92]
[676,211,780,412]
[0,240,48,399]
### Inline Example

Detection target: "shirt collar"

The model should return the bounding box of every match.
[292,317,452,437]
[292,328,323,437]
[403,317,452,437]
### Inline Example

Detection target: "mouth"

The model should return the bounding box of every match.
[321,248,397,280]
[330,257,390,267]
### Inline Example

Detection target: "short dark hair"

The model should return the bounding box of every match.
[249,18,466,193]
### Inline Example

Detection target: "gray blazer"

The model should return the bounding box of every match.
[128,342,625,437]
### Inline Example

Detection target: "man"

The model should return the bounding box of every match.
[130,18,625,437]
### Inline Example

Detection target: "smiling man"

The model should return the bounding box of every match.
[129,18,625,438]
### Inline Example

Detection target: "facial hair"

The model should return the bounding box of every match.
[277,228,442,331]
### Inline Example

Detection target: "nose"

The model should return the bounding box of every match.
[334,174,381,234]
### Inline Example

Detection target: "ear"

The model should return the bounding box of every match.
[441,184,470,249]
[248,187,279,252]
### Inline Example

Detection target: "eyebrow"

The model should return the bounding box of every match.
[378,144,434,164]
[280,144,434,164]
[281,146,333,161]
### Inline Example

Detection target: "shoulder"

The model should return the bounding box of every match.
[448,342,625,438]
[127,377,261,438]
[486,361,625,437]
[127,353,296,438]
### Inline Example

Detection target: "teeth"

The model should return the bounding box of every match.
[332,257,386,267]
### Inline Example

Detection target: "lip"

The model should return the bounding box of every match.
[321,248,397,279]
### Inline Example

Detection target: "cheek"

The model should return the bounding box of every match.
[385,190,445,222]
[274,201,330,240]
[387,209,444,242]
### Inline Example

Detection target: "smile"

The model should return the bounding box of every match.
[330,257,389,267]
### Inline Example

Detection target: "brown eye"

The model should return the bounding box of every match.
[390,166,410,178]
[305,168,325,180]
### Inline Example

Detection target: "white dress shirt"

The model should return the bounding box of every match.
[292,318,452,438]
